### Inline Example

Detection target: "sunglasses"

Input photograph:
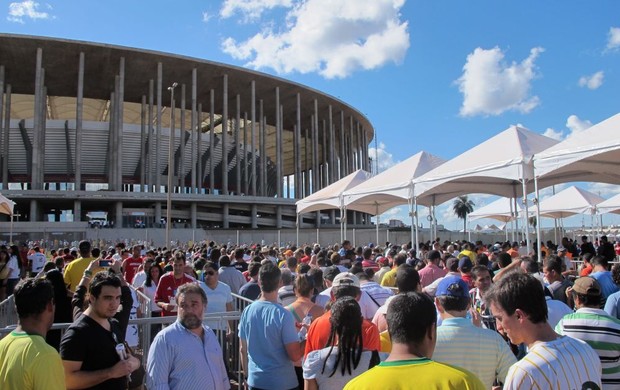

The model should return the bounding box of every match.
[205,271,216,276]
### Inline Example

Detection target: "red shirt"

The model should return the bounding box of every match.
[154,273,194,316]
[362,260,380,273]
[304,311,380,356]
[123,256,143,284]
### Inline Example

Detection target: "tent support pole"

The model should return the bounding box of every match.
[414,197,419,257]
[375,203,379,246]
[10,212,14,245]
[521,179,531,254]
[296,214,299,245]
[534,176,542,262]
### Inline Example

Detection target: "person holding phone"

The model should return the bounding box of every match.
[63,241,102,292]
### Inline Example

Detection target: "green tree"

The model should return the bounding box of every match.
[529,216,537,229]
[453,196,475,234]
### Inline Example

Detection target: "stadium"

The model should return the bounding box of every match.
[0,34,374,235]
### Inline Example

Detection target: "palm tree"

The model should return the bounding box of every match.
[453,196,475,234]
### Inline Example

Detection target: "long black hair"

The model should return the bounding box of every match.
[322,296,365,377]
[145,263,163,288]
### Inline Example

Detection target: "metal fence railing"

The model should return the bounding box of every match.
[0,288,255,388]
[0,295,17,328]
[0,312,243,388]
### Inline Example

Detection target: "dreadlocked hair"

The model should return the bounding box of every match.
[321,296,364,377]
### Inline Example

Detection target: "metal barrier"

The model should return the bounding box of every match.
[0,295,17,328]
[0,312,243,388]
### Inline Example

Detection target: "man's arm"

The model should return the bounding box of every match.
[492,259,522,282]
[62,359,133,390]
[240,339,249,381]
[284,341,304,362]
[145,335,171,390]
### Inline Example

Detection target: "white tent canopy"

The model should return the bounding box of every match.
[342,151,446,213]
[597,192,620,215]
[537,186,605,219]
[295,169,372,215]
[534,112,620,189]
[413,126,559,205]
[0,193,15,216]
[468,197,522,222]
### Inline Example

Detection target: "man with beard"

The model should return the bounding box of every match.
[146,283,229,390]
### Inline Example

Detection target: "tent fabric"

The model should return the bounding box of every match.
[597,192,620,215]
[537,186,605,219]
[342,151,446,215]
[468,197,522,222]
[0,193,15,216]
[412,126,559,206]
[295,170,372,215]
[534,112,620,190]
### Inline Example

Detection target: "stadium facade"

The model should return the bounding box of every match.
[0,34,374,231]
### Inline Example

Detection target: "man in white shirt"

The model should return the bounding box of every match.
[27,246,47,277]
[486,272,601,389]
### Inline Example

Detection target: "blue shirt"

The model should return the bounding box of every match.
[146,320,228,390]
[238,300,299,389]
[590,271,619,299]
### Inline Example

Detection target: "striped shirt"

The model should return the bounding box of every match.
[433,317,516,388]
[146,320,229,390]
[504,335,601,390]
[555,307,620,389]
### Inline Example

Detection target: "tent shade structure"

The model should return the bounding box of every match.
[0,193,15,216]
[295,170,372,215]
[597,192,620,215]
[468,197,522,222]
[537,186,605,219]
[534,112,620,189]
[412,126,559,205]
[342,151,446,213]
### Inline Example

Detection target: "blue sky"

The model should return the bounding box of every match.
[2,0,620,231]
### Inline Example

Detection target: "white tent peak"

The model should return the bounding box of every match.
[342,151,446,213]
[534,112,620,190]
[537,186,605,219]
[295,169,372,215]
[468,197,523,222]
[413,125,559,205]
[0,193,16,216]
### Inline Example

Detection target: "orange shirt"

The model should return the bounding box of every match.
[304,311,380,356]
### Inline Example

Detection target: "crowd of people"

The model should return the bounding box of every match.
[0,234,619,389]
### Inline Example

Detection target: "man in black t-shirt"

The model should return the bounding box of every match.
[60,271,140,389]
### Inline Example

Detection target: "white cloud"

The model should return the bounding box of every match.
[543,127,563,141]
[566,114,592,135]
[220,0,410,79]
[7,0,51,23]
[541,115,592,141]
[220,0,292,21]
[578,71,604,90]
[367,142,395,173]
[202,11,212,23]
[457,46,544,117]
[607,27,620,51]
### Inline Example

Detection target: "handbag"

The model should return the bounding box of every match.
[123,341,146,389]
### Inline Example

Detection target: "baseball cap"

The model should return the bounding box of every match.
[376,256,389,266]
[435,276,470,298]
[332,272,360,288]
[557,245,567,252]
[572,277,601,296]
[458,256,473,272]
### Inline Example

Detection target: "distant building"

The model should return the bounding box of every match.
[389,219,405,228]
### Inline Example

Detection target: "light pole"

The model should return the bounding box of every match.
[166,82,177,248]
